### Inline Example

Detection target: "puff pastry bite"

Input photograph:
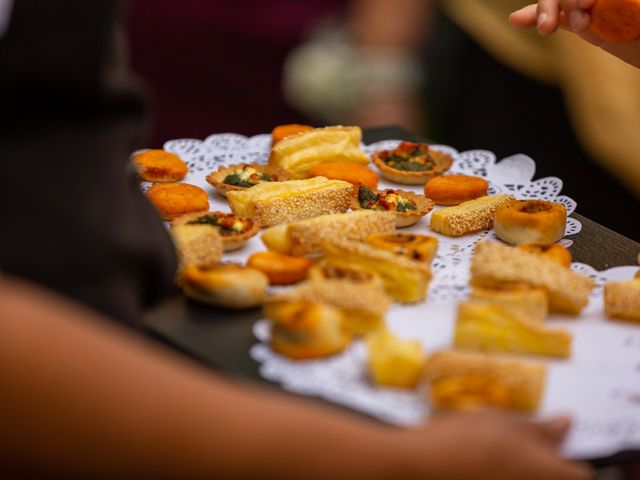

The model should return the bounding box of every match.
[425,350,547,412]
[265,300,351,360]
[604,279,640,322]
[247,251,313,285]
[352,187,434,228]
[268,126,368,179]
[517,243,572,268]
[227,177,353,227]
[205,163,288,197]
[494,200,567,246]
[181,264,268,309]
[470,286,548,325]
[173,211,259,251]
[261,210,396,256]
[471,241,594,314]
[430,195,513,236]
[372,141,453,185]
[170,224,223,276]
[321,238,432,303]
[366,232,438,264]
[454,302,572,358]
[366,330,424,388]
[133,149,188,183]
[271,263,390,335]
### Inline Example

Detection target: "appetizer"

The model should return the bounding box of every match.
[271,123,313,144]
[309,162,379,190]
[591,0,640,43]
[424,174,488,205]
[261,210,396,256]
[173,211,259,251]
[247,251,313,285]
[493,199,567,246]
[170,224,223,277]
[352,186,434,228]
[269,126,369,179]
[471,241,594,314]
[517,243,572,268]
[146,183,209,221]
[206,163,288,197]
[371,141,452,184]
[604,279,640,322]
[366,232,438,264]
[227,177,353,227]
[366,330,424,388]
[454,301,572,359]
[470,286,548,325]
[133,149,188,183]
[430,194,513,236]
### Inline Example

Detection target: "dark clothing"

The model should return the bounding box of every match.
[425,11,640,242]
[0,0,177,325]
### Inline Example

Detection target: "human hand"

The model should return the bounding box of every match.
[397,412,593,480]
[510,1,640,69]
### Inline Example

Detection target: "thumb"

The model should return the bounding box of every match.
[526,416,572,446]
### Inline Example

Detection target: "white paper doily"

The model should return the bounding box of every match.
[155,133,639,460]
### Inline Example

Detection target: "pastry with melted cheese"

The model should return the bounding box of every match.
[429,195,513,236]
[425,350,547,412]
[227,177,353,227]
[604,279,640,323]
[454,301,572,358]
[366,330,424,388]
[268,126,368,179]
[471,241,594,314]
[261,210,396,256]
[321,238,432,303]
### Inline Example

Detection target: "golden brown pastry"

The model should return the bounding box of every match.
[146,183,209,221]
[454,301,572,358]
[132,149,188,182]
[205,163,288,197]
[268,126,368,179]
[308,162,379,191]
[173,211,259,251]
[425,350,547,412]
[351,187,434,228]
[371,141,453,185]
[471,241,594,314]
[227,177,353,227]
[366,330,424,388]
[429,195,514,236]
[181,264,268,309]
[493,200,567,246]
[604,279,640,322]
[424,174,489,206]
[321,238,432,303]
[247,251,313,285]
[170,224,223,276]
[366,233,438,264]
[265,300,351,360]
[271,123,313,144]
[470,286,548,324]
[517,243,572,268]
[261,210,396,256]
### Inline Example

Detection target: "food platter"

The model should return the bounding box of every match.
[161,132,640,460]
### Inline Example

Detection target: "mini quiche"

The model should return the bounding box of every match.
[206,163,288,197]
[372,141,453,184]
[173,211,259,251]
[352,186,434,228]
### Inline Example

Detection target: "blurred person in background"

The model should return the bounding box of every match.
[285,0,640,241]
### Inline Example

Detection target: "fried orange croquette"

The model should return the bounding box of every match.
[591,0,640,43]
[133,149,189,182]
[146,183,209,221]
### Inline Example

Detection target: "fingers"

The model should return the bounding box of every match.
[510,1,594,34]
[537,0,562,35]
[509,5,538,29]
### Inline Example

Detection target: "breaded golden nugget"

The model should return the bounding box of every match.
[146,183,209,221]
[133,149,188,182]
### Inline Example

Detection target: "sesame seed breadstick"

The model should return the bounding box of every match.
[429,194,514,236]
[604,279,640,322]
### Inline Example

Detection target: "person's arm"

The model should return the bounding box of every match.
[0,276,591,479]
[510,1,640,69]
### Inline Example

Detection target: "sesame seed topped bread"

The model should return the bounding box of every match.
[227,177,353,227]
[471,241,595,314]
[261,210,396,256]
[429,195,514,236]
[269,126,369,179]
[170,224,223,278]
[604,279,640,322]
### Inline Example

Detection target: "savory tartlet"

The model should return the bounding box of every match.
[205,163,288,197]
[371,141,453,185]
[173,211,259,251]
[351,186,434,228]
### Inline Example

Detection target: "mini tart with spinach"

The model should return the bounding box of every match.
[206,163,289,197]
[173,211,260,251]
[372,141,453,185]
[351,186,434,228]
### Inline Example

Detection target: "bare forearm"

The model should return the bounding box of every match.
[0,278,407,479]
